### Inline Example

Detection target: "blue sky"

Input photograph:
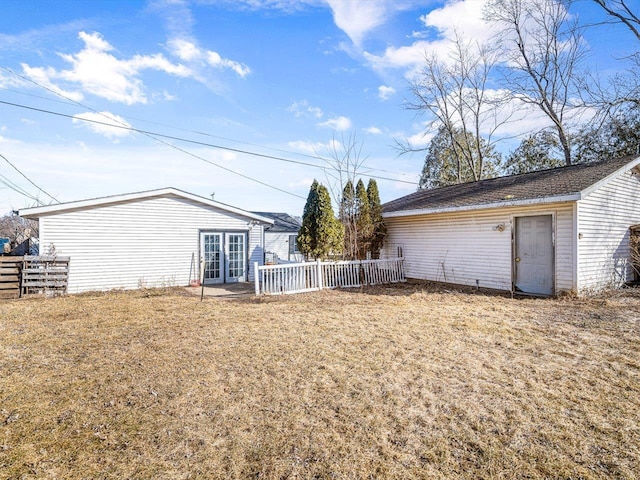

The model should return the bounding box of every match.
[0,0,636,216]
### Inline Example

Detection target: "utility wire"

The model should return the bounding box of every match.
[0,99,418,187]
[1,67,305,199]
[0,152,58,203]
[1,67,417,183]
[1,70,415,180]
[0,101,305,200]
[0,169,43,204]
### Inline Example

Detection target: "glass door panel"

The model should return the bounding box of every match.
[201,233,223,284]
[226,234,246,282]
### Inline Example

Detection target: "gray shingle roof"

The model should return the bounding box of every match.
[251,212,301,232]
[383,156,640,215]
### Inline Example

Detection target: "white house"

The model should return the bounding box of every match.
[381,156,640,296]
[252,212,303,263]
[19,188,274,293]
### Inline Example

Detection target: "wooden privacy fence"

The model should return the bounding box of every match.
[0,255,70,298]
[254,258,405,295]
[0,256,22,299]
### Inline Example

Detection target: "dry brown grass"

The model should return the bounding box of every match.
[1,284,639,479]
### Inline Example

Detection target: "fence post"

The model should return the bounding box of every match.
[316,259,323,291]
[254,262,260,296]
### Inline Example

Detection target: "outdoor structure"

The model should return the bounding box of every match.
[19,188,273,293]
[252,212,302,263]
[381,156,640,296]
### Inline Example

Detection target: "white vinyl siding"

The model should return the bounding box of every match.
[38,195,265,293]
[264,232,303,263]
[382,202,575,293]
[264,232,292,261]
[577,169,640,292]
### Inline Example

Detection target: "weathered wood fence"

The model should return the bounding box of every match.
[0,255,70,299]
[0,256,22,299]
[254,258,405,295]
[22,256,70,296]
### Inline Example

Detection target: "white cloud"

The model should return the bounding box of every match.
[206,50,251,77]
[20,64,85,102]
[364,0,492,76]
[409,30,427,39]
[318,115,352,131]
[169,37,201,62]
[72,111,133,141]
[161,90,177,101]
[323,0,427,47]
[364,126,382,135]
[166,38,251,78]
[288,139,339,155]
[378,85,396,100]
[0,69,28,90]
[420,1,492,45]
[0,131,22,145]
[21,31,191,105]
[405,130,432,149]
[395,120,434,150]
[287,100,324,119]
[325,0,388,47]
[20,31,253,104]
[364,40,431,75]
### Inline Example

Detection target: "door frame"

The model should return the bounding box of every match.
[200,231,224,285]
[225,232,247,283]
[199,229,249,284]
[511,212,556,296]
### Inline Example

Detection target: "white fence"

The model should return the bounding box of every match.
[254,258,405,295]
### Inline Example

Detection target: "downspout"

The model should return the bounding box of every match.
[510,218,515,298]
[573,202,580,295]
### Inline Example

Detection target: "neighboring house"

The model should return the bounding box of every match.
[19,188,273,293]
[381,156,640,296]
[0,237,9,254]
[252,212,303,263]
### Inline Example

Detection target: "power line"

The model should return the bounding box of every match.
[0,100,306,200]
[1,68,306,199]
[0,99,418,187]
[1,68,416,180]
[0,153,58,203]
[0,169,42,204]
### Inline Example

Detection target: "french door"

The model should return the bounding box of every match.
[201,233,223,284]
[200,232,247,284]
[225,234,246,283]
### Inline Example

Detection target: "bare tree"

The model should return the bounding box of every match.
[485,0,586,165]
[592,0,640,41]
[339,180,358,260]
[580,1,640,118]
[404,30,512,184]
[0,212,38,253]
[318,132,369,206]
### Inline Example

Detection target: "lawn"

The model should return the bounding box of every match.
[1,284,639,479]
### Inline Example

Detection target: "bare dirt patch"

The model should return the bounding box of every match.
[1,285,639,479]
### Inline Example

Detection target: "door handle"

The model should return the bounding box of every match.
[515,257,521,262]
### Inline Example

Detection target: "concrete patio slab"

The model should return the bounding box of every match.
[184,282,255,298]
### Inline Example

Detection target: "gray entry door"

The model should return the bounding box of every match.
[514,215,554,296]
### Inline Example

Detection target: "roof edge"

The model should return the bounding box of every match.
[579,155,640,198]
[19,187,274,224]
[382,193,581,218]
